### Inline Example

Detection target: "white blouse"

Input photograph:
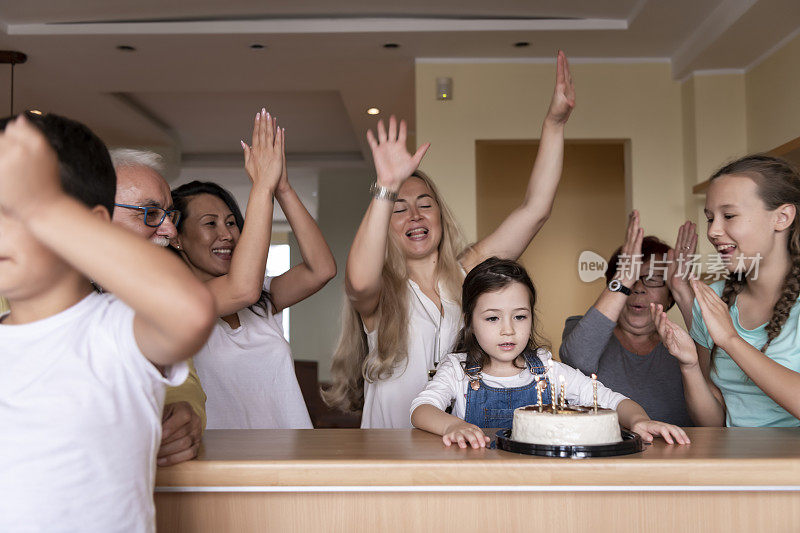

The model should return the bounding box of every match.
[360,279,463,428]
[194,277,312,430]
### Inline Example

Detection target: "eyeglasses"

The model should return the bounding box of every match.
[638,275,666,288]
[114,204,181,228]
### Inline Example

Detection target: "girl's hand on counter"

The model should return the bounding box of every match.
[442,421,490,449]
[630,420,690,445]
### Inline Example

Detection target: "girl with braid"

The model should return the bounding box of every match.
[651,155,800,427]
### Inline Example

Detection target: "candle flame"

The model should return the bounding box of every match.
[559,375,565,383]
[591,373,597,379]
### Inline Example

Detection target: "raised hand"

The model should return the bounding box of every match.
[0,115,60,220]
[241,108,284,192]
[614,210,644,287]
[650,302,699,367]
[545,50,576,126]
[691,279,739,349]
[666,221,698,297]
[366,115,430,191]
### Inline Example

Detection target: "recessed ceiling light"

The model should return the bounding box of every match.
[367,107,380,115]
[29,109,42,115]
[513,42,530,48]
[250,43,265,50]
[116,45,136,52]
[383,43,400,49]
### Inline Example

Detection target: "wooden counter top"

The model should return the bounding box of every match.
[155,427,800,488]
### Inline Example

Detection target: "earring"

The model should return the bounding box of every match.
[174,244,182,250]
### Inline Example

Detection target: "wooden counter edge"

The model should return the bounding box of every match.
[155,457,800,488]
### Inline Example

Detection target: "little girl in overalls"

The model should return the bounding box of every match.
[410,257,690,449]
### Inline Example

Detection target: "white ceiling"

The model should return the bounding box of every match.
[0,0,798,175]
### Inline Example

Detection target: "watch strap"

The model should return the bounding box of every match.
[608,279,632,295]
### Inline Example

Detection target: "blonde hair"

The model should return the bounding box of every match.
[323,171,466,412]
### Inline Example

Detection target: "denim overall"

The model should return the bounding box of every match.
[463,350,552,429]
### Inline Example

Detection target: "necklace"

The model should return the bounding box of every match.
[408,280,445,380]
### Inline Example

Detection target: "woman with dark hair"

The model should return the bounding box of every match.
[171,110,336,429]
[560,211,694,426]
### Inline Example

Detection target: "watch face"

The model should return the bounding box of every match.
[609,279,620,291]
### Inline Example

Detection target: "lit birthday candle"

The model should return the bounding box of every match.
[534,374,542,411]
[548,360,556,411]
[592,373,598,412]
[559,375,566,409]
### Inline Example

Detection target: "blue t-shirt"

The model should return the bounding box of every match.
[690,280,800,427]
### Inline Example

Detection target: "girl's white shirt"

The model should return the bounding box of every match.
[361,278,462,428]
[410,350,628,421]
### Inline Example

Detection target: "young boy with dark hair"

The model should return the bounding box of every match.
[0,114,215,531]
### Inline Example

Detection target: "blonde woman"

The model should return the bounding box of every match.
[325,51,575,428]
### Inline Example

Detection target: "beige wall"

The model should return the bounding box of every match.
[746,32,800,153]
[289,167,372,382]
[681,72,748,258]
[415,61,686,247]
[476,141,626,357]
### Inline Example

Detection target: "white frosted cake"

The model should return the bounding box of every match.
[511,406,622,446]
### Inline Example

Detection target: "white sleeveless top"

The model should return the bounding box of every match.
[194,277,312,429]
[360,279,463,428]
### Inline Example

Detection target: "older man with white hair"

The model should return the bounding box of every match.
[111,149,180,247]
[110,148,207,466]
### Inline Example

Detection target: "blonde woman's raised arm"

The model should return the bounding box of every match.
[345,116,429,321]
[461,51,574,272]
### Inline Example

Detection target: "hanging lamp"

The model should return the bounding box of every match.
[0,51,28,115]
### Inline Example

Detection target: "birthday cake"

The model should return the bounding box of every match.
[511,406,622,446]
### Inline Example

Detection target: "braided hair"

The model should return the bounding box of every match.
[708,155,800,366]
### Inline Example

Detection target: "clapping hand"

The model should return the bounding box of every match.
[613,210,644,287]
[241,108,284,193]
[691,278,738,350]
[666,221,698,300]
[650,302,699,368]
[545,50,576,126]
[366,115,430,192]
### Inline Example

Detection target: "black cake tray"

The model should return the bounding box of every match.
[495,429,644,458]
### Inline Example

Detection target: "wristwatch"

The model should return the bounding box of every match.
[370,182,399,202]
[608,279,632,295]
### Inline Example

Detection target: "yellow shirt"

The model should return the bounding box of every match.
[165,358,207,430]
